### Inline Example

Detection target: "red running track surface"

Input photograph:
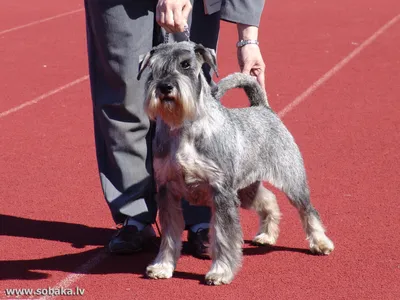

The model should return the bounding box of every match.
[1,0,399,299]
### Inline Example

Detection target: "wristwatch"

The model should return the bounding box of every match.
[236,39,259,48]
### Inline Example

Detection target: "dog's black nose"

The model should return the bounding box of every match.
[158,83,174,94]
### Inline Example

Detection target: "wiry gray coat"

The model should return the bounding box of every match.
[138,42,334,285]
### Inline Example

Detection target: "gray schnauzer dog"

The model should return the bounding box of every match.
[137,41,334,285]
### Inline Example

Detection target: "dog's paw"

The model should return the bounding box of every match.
[205,271,234,286]
[205,266,234,286]
[252,233,277,246]
[146,262,174,279]
[309,234,334,255]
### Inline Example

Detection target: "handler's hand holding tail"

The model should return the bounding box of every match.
[157,0,192,33]
[236,24,266,91]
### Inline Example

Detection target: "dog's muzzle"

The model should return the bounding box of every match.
[156,82,176,102]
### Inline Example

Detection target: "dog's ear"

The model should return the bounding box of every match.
[137,50,155,80]
[194,44,219,78]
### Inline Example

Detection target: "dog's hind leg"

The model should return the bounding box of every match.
[288,188,334,255]
[275,161,334,255]
[205,189,243,285]
[239,182,281,245]
[146,185,184,279]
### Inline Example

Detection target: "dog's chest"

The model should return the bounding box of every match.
[153,136,220,205]
[154,140,217,181]
[178,140,221,184]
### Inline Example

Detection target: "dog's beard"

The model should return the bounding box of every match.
[145,78,197,128]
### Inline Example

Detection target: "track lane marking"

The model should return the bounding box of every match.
[0,8,84,36]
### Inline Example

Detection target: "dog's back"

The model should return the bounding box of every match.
[212,73,269,107]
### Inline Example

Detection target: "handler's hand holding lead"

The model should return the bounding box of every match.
[238,44,266,92]
[157,0,192,33]
[236,24,266,91]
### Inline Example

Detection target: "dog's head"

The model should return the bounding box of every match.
[138,42,218,128]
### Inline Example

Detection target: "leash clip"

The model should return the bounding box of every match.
[164,25,190,44]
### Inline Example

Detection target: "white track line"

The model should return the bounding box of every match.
[0,8,83,36]
[5,13,400,300]
[278,13,400,118]
[38,251,107,300]
[0,75,89,119]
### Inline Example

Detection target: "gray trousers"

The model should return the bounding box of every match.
[84,0,220,226]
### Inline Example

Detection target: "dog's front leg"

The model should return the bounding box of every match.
[205,189,243,285]
[146,185,184,279]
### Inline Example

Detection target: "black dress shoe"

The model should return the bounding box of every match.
[108,224,155,254]
[188,228,211,259]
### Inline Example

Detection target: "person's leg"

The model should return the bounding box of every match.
[85,0,221,255]
[84,0,158,232]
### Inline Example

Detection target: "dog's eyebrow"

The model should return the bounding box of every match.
[173,49,192,57]
[178,56,193,63]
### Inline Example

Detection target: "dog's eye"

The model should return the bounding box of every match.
[180,60,191,69]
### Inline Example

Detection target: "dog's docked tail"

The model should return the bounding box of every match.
[212,73,269,107]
